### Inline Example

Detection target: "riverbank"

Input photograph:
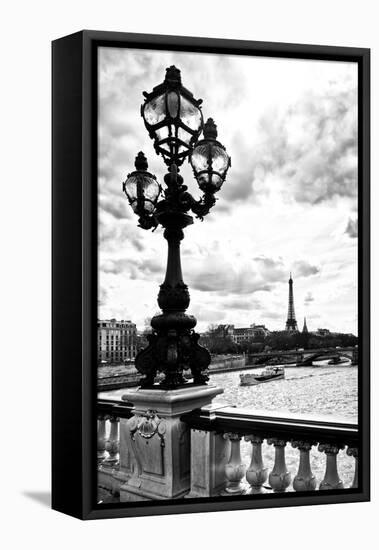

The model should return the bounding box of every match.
[97,355,248,390]
[97,355,355,390]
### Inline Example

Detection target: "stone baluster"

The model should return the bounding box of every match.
[267,438,291,492]
[104,416,120,466]
[291,440,317,491]
[97,414,107,463]
[244,435,268,494]
[318,443,344,490]
[223,433,246,494]
[346,447,358,488]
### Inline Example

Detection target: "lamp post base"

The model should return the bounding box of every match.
[136,307,211,389]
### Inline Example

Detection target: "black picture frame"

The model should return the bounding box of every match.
[52,30,370,520]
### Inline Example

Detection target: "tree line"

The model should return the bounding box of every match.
[200,326,358,354]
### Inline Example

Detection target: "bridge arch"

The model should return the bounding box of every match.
[300,349,356,366]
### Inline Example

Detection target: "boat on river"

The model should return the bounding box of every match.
[327,356,351,365]
[240,366,285,386]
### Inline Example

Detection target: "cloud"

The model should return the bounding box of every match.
[345,217,358,238]
[100,256,164,281]
[98,286,108,307]
[189,268,271,295]
[292,260,320,277]
[141,258,164,274]
[187,254,289,295]
[254,256,287,282]
[185,254,320,298]
[212,198,232,214]
[253,256,319,282]
[223,81,357,206]
[99,194,128,220]
[223,298,262,310]
[304,291,314,305]
[189,304,227,325]
[99,217,147,255]
[221,132,267,202]
[101,259,131,276]
[264,311,283,320]
[187,254,271,295]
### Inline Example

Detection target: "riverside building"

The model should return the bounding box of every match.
[232,324,270,344]
[97,318,137,364]
[202,324,270,345]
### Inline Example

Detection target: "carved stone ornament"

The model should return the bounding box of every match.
[129,410,166,447]
[223,433,242,442]
[346,446,358,458]
[267,438,287,447]
[244,434,264,444]
[318,442,345,455]
[291,440,317,452]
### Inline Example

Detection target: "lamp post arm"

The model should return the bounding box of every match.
[190,192,217,220]
[137,214,158,231]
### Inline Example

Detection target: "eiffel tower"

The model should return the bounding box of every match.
[285,273,298,331]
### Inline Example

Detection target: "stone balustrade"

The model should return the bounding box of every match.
[97,400,133,501]
[97,398,359,502]
[181,406,359,497]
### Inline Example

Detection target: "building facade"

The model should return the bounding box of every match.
[250,324,271,339]
[97,319,137,364]
[202,324,270,345]
[315,328,331,336]
[232,324,270,343]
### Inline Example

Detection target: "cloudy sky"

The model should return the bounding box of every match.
[98,47,358,335]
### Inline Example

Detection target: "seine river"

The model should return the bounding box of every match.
[210,364,358,420]
[209,363,358,488]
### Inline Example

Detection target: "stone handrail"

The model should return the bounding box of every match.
[97,398,358,501]
[180,406,358,496]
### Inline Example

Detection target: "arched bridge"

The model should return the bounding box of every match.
[298,347,358,366]
[247,347,358,367]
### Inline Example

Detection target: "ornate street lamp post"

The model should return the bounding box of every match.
[123,66,231,390]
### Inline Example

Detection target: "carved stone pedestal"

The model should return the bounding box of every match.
[119,384,223,502]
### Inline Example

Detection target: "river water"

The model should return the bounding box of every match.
[209,363,358,488]
[211,364,358,420]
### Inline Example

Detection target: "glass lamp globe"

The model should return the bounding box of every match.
[122,152,161,216]
[190,118,231,193]
[141,66,204,167]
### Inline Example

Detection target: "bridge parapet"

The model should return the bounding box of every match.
[97,396,359,502]
[182,407,358,496]
[246,347,358,367]
[299,348,357,366]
